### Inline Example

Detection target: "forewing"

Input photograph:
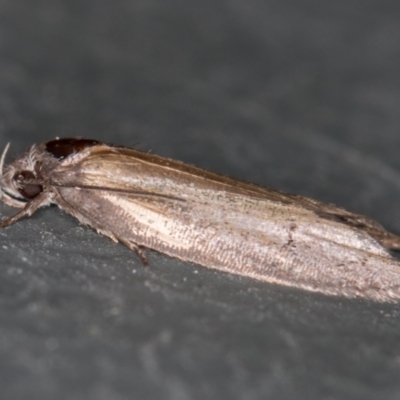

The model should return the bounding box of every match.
[50,145,400,250]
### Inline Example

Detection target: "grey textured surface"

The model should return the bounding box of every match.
[1,1,400,399]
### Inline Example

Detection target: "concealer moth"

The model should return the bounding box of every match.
[1,138,400,302]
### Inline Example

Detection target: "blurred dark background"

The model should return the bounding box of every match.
[1,1,400,399]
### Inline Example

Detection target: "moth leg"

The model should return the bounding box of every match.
[0,193,50,228]
[119,238,149,267]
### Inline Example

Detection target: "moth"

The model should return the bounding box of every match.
[1,138,400,302]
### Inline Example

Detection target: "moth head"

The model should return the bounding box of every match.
[0,143,43,207]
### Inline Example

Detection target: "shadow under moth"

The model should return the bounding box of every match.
[1,138,400,302]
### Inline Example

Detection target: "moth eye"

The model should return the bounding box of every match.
[45,138,101,160]
[14,170,43,199]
